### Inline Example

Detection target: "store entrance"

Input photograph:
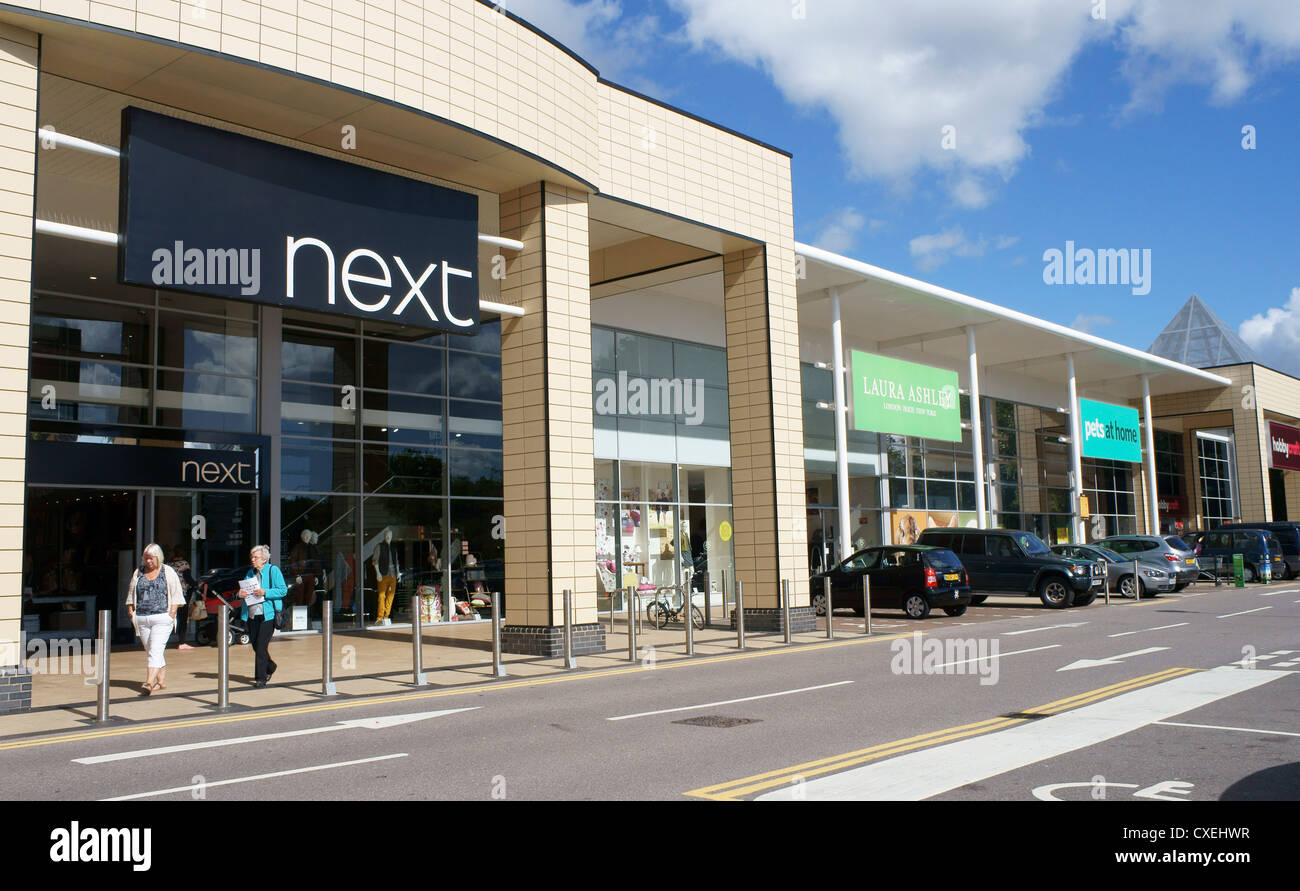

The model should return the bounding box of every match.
[23,487,258,640]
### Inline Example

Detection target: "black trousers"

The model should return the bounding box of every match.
[247,615,277,684]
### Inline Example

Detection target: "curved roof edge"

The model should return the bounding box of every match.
[795,241,1232,390]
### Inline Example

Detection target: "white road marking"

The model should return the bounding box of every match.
[932,644,1059,670]
[1155,720,1300,738]
[607,681,854,721]
[102,754,409,800]
[757,667,1284,801]
[1259,588,1299,596]
[1002,622,1088,636]
[1058,646,1169,672]
[73,708,477,764]
[1109,623,1189,638]
[1217,606,1272,619]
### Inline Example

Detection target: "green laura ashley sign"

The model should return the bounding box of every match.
[1078,397,1142,462]
[850,350,961,441]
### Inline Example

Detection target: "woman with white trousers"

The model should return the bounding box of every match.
[125,543,186,695]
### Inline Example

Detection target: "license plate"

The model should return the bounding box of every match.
[945,573,960,581]
[1185,558,1195,564]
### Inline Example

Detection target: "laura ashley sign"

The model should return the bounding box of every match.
[118,108,479,333]
[850,350,961,441]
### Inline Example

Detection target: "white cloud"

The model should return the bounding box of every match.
[1071,313,1115,334]
[1240,287,1300,375]
[908,227,1018,270]
[809,207,882,253]
[665,0,1300,206]
[492,0,659,80]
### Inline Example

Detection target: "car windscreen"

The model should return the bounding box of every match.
[1016,532,1050,555]
[1268,536,1282,552]
[1092,546,1124,562]
[923,549,963,571]
[1165,537,1190,551]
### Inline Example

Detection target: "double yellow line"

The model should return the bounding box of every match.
[685,665,1200,801]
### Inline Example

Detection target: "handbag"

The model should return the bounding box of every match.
[188,596,206,622]
[273,599,288,630]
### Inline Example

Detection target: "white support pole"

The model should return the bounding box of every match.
[831,287,852,562]
[967,326,987,528]
[1142,374,1160,534]
[1066,354,1085,544]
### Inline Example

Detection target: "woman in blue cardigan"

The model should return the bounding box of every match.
[238,544,288,688]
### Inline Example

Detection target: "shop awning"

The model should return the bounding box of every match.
[796,243,1231,400]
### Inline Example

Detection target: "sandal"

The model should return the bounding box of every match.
[140,682,154,696]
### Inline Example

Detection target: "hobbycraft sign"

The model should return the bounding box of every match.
[1078,398,1142,462]
[118,107,479,333]
[1268,421,1300,471]
[850,351,961,441]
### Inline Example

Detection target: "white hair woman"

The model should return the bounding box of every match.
[125,542,186,694]
[238,544,288,688]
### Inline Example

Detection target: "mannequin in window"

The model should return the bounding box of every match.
[289,529,322,607]
[372,528,401,626]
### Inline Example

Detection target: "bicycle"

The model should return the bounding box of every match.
[646,585,704,630]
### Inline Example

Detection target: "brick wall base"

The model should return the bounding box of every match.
[501,623,606,657]
[0,665,32,714]
[730,606,816,634]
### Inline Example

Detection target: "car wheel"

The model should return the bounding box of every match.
[1244,564,1258,584]
[811,591,827,617]
[1118,574,1139,598]
[942,605,967,617]
[1279,564,1293,581]
[1038,577,1074,609]
[903,593,931,619]
[968,595,988,605]
[1173,582,1189,592]
[1073,591,1097,607]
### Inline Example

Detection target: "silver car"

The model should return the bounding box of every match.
[1052,544,1177,597]
[1097,535,1199,589]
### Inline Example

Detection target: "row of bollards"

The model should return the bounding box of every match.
[94,575,857,722]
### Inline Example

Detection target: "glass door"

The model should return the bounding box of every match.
[149,489,259,602]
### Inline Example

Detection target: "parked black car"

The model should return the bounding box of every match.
[917,528,1104,609]
[1216,522,1300,579]
[810,545,972,619]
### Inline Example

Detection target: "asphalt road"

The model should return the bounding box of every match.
[1,581,1296,802]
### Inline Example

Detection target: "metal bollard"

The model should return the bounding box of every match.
[782,579,792,644]
[626,585,637,662]
[684,584,695,656]
[720,569,728,628]
[94,610,112,722]
[735,578,746,650]
[217,605,229,710]
[562,589,576,669]
[321,600,336,696]
[1133,559,1139,600]
[411,595,427,687]
[1215,556,1222,587]
[491,592,506,678]
[1104,570,1110,606]
[863,575,872,635]
[824,576,834,639]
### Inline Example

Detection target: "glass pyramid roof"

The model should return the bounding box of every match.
[1148,295,1258,368]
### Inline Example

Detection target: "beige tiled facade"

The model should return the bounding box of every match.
[499,182,597,628]
[0,22,35,660]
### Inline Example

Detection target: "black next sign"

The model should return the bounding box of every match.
[117,107,480,334]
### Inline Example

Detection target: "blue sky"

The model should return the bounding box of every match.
[504,0,1300,372]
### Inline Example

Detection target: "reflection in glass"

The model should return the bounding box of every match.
[364,444,444,496]
[28,358,150,425]
[156,370,257,432]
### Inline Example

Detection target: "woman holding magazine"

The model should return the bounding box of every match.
[237,545,288,688]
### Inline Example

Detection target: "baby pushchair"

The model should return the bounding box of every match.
[191,574,252,647]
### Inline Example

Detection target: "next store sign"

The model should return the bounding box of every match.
[1079,398,1141,462]
[850,351,961,442]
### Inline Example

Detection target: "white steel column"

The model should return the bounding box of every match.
[967,326,987,528]
[1066,353,1085,543]
[831,287,852,561]
[1142,374,1160,534]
